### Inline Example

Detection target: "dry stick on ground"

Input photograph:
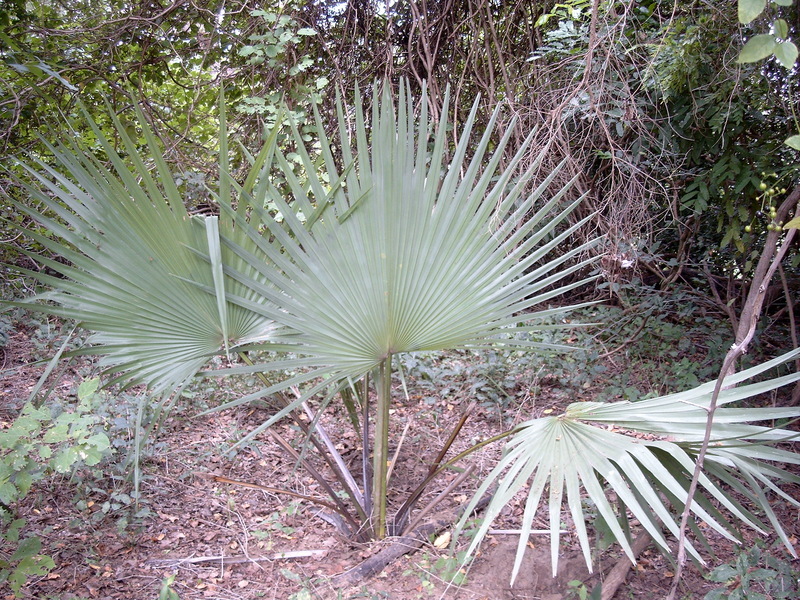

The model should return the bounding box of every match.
[333,493,493,588]
[146,549,327,567]
[666,195,800,600]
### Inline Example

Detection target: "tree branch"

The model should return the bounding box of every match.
[667,192,799,600]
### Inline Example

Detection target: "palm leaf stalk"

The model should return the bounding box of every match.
[453,348,800,584]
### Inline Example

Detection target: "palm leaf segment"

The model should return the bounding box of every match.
[6,103,275,392]
[456,348,800,584]
[220,82,598,386]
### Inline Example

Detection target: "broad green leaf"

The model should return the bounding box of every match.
[42,424,69,444]
[52,448,79,473]
[707,564,738,582]
[84,433,111,454]
[10,536,41,562]
[77,378,100,401]
[5,519,25,543]
[738,34,777,63]
[9,554,55,593]
[773,18,789,39]
[79,446,107,466]
[0,482,18,505]
[785,135,800,151]
[738,0,766,23]
[774,40,799,68]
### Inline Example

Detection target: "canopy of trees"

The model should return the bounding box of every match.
[2,0,799,311]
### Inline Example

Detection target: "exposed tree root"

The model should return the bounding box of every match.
[333,495,491,587]
[600,532,652,600]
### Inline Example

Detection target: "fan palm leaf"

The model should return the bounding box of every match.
[210,82,598,384]
[5,101,276,392]
[455,348,800,584]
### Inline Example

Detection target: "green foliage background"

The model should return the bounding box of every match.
[2,0,799,304]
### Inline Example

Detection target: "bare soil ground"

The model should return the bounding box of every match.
[2,323,798,600]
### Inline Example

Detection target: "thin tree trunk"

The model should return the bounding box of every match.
[728,187,800,376]
[371,355,393,538]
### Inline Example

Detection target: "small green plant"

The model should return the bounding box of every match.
[0,377,112,596]
[275,570,386,600]
[157,573,181,600]
[287,589,313,600]
[282,568,316,600]
[404,549,469,592]
[0,528,55,598]
[250,502,300,548]
[704,544,799,599]
[566,579,601,600]
[334,589,389,600]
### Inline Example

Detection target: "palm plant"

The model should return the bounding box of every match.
[5,81,800,578]
[6,82,598,540]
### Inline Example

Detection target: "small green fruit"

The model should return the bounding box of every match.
[759,182,768,190]
[745,225,752,233]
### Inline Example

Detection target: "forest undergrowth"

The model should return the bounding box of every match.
[2,280,799,600]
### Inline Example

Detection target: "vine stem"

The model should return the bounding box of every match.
[666,201,798,600]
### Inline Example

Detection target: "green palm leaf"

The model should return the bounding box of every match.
[5,102,275,392]
[455,348,800,583]
[212,82,598,386]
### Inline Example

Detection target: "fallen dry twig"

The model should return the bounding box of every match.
[146,549,327,567]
